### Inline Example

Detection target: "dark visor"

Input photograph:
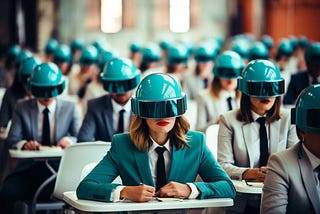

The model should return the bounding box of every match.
[240,80,284,97]
[30,84,64,98]
[215,68,241,79]
[131,96,187,119]
[102,76,139,93]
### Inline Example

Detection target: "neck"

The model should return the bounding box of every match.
[149,131,168,146]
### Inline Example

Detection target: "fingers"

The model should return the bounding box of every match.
[156,182,190,198]
[23,141,40,150]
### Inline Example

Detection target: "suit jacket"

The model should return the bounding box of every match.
[261,143,320,214]
[218,109,299,180]
[6,98,81,171]
[77,131,236,202]
[283,71,309,105]
[77,95,131,142]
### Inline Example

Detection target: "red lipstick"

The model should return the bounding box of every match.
[260,99,271,104]
[156,121,169,126]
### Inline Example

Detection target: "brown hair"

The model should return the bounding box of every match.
[209,77,241,99]
[236,93,282,124]
[129,115,190,152]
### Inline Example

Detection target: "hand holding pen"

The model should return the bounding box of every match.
[120,183,155,202]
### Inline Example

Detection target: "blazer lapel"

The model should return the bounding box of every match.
[133,149,154,186]
[269,119,280,154]
[298,151,320,213]
[29,100,39,141]
[167,144,186,182]
[103,97,114,137]
[242,123,255,167]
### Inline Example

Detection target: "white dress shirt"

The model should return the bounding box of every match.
[111,98,131,133]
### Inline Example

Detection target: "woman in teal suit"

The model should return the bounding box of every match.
[77,73,236,202]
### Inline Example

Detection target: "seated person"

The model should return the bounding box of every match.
[261,84,320,213]
[77,73,236,203]
[77,57,141,142]
[0,62,81,213]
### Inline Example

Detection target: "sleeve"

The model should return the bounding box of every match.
[283,74,298,105]
[76,136,122,202]
[67,103,82,143]
[195,92,209,132]
[193,132,236,199]
[217,113,248,180]
[77,101,96,142]
[260,154,289,213]
[0,90,11,128]
[6,104,25,149]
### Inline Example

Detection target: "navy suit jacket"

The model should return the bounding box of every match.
[77,131,236,202]
[283,71,309,105]
[77,94,131,142]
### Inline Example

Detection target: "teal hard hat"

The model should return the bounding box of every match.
[292,84,320,133]
[79,45,99,65]
[213,50,244,79]
[28,62,65,98]
[238,59,284,98]
[305,42,320,66]
[167,44,189,65]
[17,56,41,83]
[248,42,269,61]
[45,39,59,54]
[159,40,172,51]
[130,41,143,53]
[100,57,141,93]
[98,50,119,72]
[298,36,308,48]
[141,44,161,64]
[7,45,21,61]
[131,73,187,119]
[261,35,274,50]
[230,39,250,59]
[70,38,84,52]
[290,36,298,51]
[277,39,293,57]
[15,50,33,69]
[53,45,72,64]
[194,43,218,62]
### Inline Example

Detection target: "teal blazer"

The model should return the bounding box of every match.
[77,131,236,202]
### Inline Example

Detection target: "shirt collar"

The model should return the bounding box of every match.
[111,98,131,113]
[251,110,267,121]
[148,136,171,154]
[37,99,57,113]
[302,144,320,171]
[220,90,236,99]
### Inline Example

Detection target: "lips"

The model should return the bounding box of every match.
[156,121,170,126]
[260,99,271,104]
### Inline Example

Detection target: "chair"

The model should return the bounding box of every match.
[205,124,219,158]
[23,141,111,214]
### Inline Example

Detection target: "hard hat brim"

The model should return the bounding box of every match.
[238,79,285,98]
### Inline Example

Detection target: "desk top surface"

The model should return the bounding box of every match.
[232,180,263,194]
[63,191,234,212]
[9,148,63,158]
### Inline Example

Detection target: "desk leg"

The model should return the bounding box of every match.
[30,160,57,214]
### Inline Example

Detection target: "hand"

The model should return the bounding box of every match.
[120,184,155,202]
[56,138,72,149]
[156,181,191,198]
[22,141,41,150]
[242,168,266,182]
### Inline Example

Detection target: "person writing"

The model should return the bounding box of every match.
[261,84,320,213]
[76,73,235,203]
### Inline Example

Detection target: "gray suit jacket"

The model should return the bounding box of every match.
[77,95,132,142]
[261,143,320,214]
[218,108,299,180]
[6,98,81,149]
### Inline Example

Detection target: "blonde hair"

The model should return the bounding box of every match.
[129,115,191,152]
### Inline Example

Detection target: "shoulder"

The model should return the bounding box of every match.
[186,130,205,146]
[291,71,308,80]
[88,94,111,106]
[111,133,135,148]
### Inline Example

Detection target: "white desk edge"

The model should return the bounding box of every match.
[63,191,234,212]
[9,149,64,158]
[232,180,263,194]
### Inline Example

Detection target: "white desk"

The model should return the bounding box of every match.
[9,148,64,214]
[63,191,233,213]
[232,180,263,194]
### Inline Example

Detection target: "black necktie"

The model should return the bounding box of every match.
[203,78,209,88]
[257,117,269,166]
[42,108,51,145]
[155,146,167,191]
[117,109,125,133]
[312,78,318,85]
[227,97,233,111]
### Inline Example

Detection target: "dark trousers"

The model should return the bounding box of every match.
[0,162,55,214]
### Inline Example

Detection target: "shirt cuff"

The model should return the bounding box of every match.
[111,185,126,202]
[15,140,27,150]
[187,183,199,199]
